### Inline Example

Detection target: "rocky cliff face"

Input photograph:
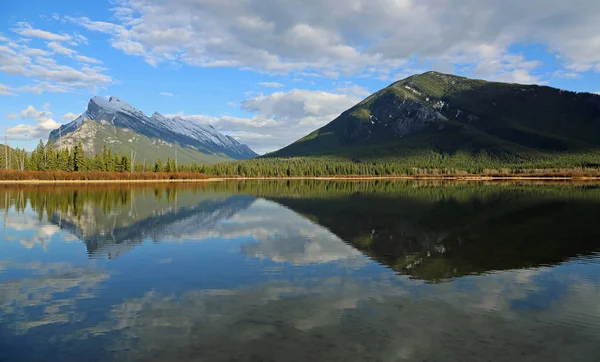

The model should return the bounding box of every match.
[341,89,448,144]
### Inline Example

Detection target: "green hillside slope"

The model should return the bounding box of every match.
[267,72,600,167]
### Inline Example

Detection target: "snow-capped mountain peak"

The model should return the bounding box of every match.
[151,112,168,123]
[48,96,258,161]
[89,96,143,117]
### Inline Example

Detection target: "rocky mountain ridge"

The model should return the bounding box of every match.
[49,96,257,164]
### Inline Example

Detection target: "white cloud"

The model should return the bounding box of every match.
[169,85,369,154]
[259,82,285,88]
[488,69,544,85]
[13,22,71,42]
[13,105,52,120]
[16,82,70,94]
[47,41,76,56]
[241,87,368,125]
[71,33,89,45]
[159,92,174,97]
[61,112,79,121]
[67,0,600,82]
[75,55,102,64]
[66,15,160,66]
[21,46,50,57]
[5,105,61,141]
[0,83,15,96]
[0,23,112,93]
[553,70,581,79]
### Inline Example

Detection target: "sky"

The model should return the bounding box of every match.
[1,0,600,154]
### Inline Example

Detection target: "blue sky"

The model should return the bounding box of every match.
[1,0,600,153]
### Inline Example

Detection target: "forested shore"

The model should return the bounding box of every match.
[3,141,600,181]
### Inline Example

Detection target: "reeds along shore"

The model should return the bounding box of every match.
[0,170,209,181]
[2,170,600,183]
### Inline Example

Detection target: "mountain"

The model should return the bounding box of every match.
[48,96,257,164]
[267,72,600,163]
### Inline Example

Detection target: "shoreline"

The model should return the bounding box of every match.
[2,175,600,184]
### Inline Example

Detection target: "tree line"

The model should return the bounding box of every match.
[3,139,600,177]
[1,140,168,173]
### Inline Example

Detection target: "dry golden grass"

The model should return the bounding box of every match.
[1,170,600,184]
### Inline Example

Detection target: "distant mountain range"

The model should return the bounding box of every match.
[46,73,600,168]
[48,96,257,164]
[267,72,600,162]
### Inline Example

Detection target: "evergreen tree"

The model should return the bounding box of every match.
[120,155,131,173]
[74,141,86,171]
[106,148,115,172]
[30,140,46,171]
[67,148,75,171]
[45,141,58,170]
[58,148,70,171]
[113,155,121,172]
[154,159,163,172]
[91,154,103,171]
[165,157,172,173]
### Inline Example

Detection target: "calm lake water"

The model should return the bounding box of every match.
[1,181,600,362]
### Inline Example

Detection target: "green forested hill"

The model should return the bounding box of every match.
[266,72,600,168]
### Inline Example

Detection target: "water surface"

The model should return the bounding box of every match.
[1,181,600,361]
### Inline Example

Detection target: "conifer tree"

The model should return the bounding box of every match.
[120,155,131,173]
[74,141,86,171]
[58,148,70,171]
[165,157,172,173]
[45,140,58,170]
[30,140,45,171]
[154,159,163,172]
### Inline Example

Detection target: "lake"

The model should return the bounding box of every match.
[1,181,600,361]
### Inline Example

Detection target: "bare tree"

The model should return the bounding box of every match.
[131,149,137,173]
[4,128,8,170]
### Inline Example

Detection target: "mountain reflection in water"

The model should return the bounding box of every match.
[1,181,600,362]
